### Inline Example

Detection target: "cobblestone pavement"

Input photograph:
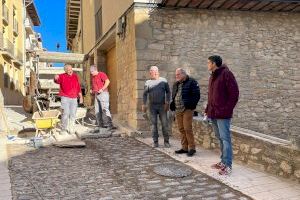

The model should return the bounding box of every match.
[9,137,252,200]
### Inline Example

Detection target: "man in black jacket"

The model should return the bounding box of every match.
[170,68,200,157]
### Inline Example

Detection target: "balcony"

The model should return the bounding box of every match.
[0,33,23,65]
[25,18,34,34]
[0,34,14,59]
[13,48,23,66]
[13,18,18,36]
[2,5,9,25]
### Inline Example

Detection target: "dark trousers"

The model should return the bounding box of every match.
[149,104,169,143]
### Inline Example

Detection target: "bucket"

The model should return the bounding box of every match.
[30,137,43,148]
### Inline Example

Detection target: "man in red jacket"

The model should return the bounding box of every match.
[205,55,239,175]
[54,65,83,134]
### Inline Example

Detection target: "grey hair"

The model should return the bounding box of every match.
[149,65,159,71]
[176,68,187,75]
[90,65,98,72]
[64,64,72,70]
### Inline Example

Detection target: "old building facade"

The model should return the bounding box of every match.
[0,0,42,106]
[66,0,300,143]
[0,0,25,105]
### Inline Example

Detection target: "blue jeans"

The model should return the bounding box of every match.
[149,104,169,143]
[211,119,232,168]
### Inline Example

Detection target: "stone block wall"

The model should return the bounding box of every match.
[134,6,300,142]
[116,8,139,129]
[172,118,300,182]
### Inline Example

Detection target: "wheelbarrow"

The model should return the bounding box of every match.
[32,109,61,137]
[75,107,87,125]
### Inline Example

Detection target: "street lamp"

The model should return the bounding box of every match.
[56,43,60,52]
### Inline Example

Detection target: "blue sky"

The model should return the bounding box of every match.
[34,0,67,53]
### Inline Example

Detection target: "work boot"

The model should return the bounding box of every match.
[164,141,171,148]
[153,141,159,148]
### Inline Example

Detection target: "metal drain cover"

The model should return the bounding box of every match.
[153,164,192,178]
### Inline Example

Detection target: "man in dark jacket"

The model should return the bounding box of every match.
[170,68,200,157]
[205,55,239,175]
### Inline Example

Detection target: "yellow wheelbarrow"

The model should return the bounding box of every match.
[32,110,61,137]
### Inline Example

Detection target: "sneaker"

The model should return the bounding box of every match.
[211,162,225,169]
[164,142,171,148]
[175,149,188,154]
[219,166,232,175]
[187,149,196,157]
[153,142,159,148]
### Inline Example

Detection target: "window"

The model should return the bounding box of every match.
[13,37,17,48]
[14,68,18,90]
[3,25,7,38]
[95,7,102,40]
[13,7,18,34]
[3,63,9,88]
[2,0,8,25]
[9,65,13,89]
[13,7,16,17]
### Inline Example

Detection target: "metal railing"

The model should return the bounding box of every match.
[2,5,9,23]
[0,34,14,56]
[14,48,23,63]
[0,33,23,62]
[13,18,18,34]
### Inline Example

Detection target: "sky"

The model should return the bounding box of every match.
[34,0,67,54]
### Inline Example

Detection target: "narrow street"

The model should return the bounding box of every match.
[9,137,251,200]
[1,1,300,199]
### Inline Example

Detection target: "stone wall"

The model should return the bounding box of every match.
[172,118,300,182]
[134,6,300,142]
[116,8,139,129]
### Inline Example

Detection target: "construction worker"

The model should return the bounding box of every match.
[54,64,83,134]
